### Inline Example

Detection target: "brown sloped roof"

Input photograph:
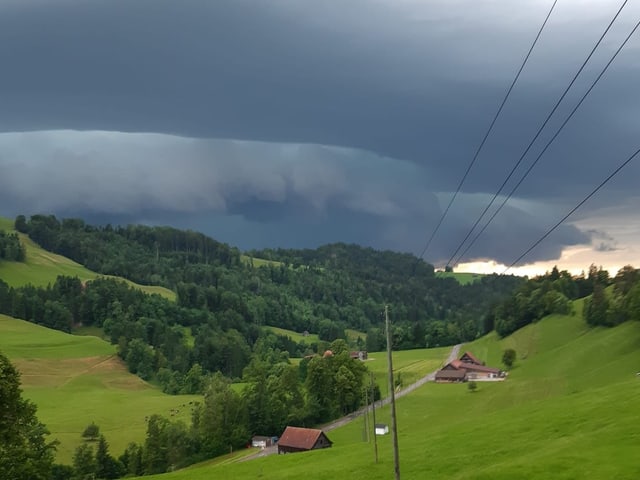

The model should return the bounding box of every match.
[450,359,465,369]
[460,351,483,365]
[451,359,500,374]
[278,427,331,450]
[465,364,501,374]
[435,369,466,379]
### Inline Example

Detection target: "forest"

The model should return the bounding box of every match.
[14,214,525,348]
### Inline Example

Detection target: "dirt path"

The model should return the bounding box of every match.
[239,343,462,463]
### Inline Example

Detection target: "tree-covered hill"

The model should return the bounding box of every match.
[10,215,524,349]
[489,264,640,337]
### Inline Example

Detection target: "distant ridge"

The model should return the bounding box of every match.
[0,216,175,300]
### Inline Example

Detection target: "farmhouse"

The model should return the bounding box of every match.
[435,351,505,382]
[277,426,333,454]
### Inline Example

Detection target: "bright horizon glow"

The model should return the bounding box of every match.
[448,206,640,278]
[455,243,633,278]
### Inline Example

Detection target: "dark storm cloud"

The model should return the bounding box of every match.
[0,130,590,265]
[595,242,619,252]
[2,0,637,163]
[0,0,639,266]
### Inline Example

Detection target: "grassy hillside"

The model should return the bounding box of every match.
[263,326,367,349]
[366,346,451,397]
[264,326,320,344]
[141,304,640,479]
[0,217,175,300]
[435,270,484,285]
[241,254,284,268]
[0,314,199,463]
[345,328,366,344]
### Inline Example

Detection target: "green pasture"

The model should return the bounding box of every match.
[230,382,247,393]
[241,255,284,268]
[435,270,484,285]
[345,328,366,344]
[0,315,200,463]
[175,325,195,347]
[264,326,320,344]
[241,254,316,271]
[73,325,108,340]
[0,314,115,359]
[0,217,176,300]
[139,305,640,480]
[0,216,15,230]
[366,346,451,397]
[178,447,260,471]
[263,326,366,348]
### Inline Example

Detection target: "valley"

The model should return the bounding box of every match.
[1,215,639,479]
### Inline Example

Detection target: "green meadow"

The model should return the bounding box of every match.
[241,254,285,268]
[366,346,451,397]
[263,326,366,348]
[0,217,176,300]
[435,270,484,285]
[0,314,199,463]
[264,326,320,344]
[139,304,640,480]
[345,328,366,344]
[0,216,16,231]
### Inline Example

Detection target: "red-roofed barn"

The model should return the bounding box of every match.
[277,426,333,454]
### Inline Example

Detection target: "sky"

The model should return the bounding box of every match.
[1,0,639,276]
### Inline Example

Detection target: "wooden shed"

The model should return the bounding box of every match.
[277,426,332,454]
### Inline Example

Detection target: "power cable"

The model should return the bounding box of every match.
[451,14,640,267]
[415,0,560,262]
[503,145,640,273]
[445,0,630,268]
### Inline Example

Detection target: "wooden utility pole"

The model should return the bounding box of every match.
[385,304,401,480]
[371,372,379,464]
[363,386,369,442]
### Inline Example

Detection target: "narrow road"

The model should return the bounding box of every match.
[322,343,461,432]
[239,343,462,463]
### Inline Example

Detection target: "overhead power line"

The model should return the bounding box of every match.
[450,16,640,267]
[445,0,630,268]
[503,145,640,273]
[415,0,559,262]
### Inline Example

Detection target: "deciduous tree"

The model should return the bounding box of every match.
[82,422,100,441]
[502,348,516,369]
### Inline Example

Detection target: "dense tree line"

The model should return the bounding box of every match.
[490,266,576,337]
[491,265,640,337]
[15,214,241,287]
[583,265,640,327]
[0,230,25,262]
[0,276,256,387]
[14,214,524,349]
[0,274,344,390]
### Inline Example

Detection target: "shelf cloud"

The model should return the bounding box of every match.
[1,0,639,268]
